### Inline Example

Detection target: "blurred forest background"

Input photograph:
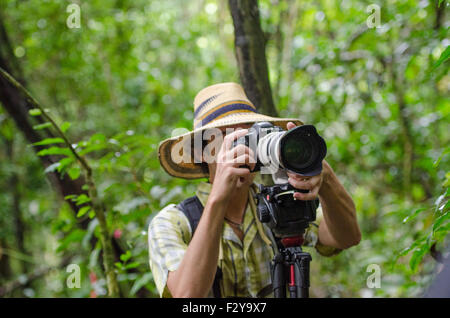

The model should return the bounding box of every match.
[0,0,448,298]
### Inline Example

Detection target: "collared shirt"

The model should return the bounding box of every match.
[148,181,339,298]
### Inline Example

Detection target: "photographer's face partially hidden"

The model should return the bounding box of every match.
[205,123,257,188]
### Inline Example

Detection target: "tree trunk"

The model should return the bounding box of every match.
[228,0,278,117]
[228,0,280,185]
[5,136,29,274]
[435,0,446,30]
[0,238,12,282]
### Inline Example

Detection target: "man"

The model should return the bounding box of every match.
[149,82,361,297]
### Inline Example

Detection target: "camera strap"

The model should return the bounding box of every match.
[177,195,223,298]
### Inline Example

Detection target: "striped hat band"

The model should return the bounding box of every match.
[194,100,258,129]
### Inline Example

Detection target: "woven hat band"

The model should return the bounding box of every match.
[194,100,258,129]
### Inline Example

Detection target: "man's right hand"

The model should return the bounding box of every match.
[209,128,256,204]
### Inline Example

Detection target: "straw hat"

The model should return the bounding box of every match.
[158,82,303,179]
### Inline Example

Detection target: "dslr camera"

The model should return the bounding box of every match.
[232,122,327,239]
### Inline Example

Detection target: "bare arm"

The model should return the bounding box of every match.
[285,122,360,250]
[289,160,361,250]
[317,161,361,249]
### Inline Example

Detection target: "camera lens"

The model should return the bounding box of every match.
[279,125,326,175]
[282,135,315,170]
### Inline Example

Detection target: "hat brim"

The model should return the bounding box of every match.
[158,113,303,179]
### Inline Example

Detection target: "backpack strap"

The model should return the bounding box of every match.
[177,195,222,298]
[177,196,204,234]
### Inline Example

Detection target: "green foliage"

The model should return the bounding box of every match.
[0,0,448,298]
[433,45,449,69]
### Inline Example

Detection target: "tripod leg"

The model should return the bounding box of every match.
[295,252,312,298]
[289,264,297,298]
[271,253,286,298]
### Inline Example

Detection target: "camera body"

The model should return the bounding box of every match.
[232,121,326,240]
[255,183,318,238]
[232,121,326,177]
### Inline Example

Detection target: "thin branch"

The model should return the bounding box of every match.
[0,67,92,175]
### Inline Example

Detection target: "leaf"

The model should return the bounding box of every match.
[409,245,427,272]
[124,262,140,270]
[433,212,449,232]
[37,146,72,157]
[29,108,42,116]
[64,194,77,200]
[57,157,75,173]
[444,200,450,212]
[78,144,108,156]
[398,246,413,257]
[68,166,81,180]
[75,194,91,206]
[433,147,450,168]
[56,229,86,253]
[33,137,65,146]
[398,235,427,258]
[129,272,153,296]
[61,122,71,133]
[402,207,427,223]
[433,46,450,70]
[120,251,132,262]
[33,122,52,130]
[77,206,91,218]
[433,222,450,241]
[88,210,96,219]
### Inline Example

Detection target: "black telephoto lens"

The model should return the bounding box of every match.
[280,125,326,176]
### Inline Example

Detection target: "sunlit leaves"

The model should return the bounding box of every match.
[28,108,42,116]
[65,193,91,206]
[402,207,427,223]
[37,146,72,157]
[61,122,71,133]
[56,229,86,253]
[120,250,132,262]
[33,137,65,146]
[433,45,449,70]
[77,206,92,218]
[68,166,81,180]
[33,122,52,130]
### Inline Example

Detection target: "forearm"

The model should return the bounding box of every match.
[318,162,361,249]
[167,196,226,297]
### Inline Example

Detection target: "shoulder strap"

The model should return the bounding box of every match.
[177,195,222,298]
[177,195,204,234]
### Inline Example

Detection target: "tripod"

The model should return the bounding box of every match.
[271,235,312,298]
